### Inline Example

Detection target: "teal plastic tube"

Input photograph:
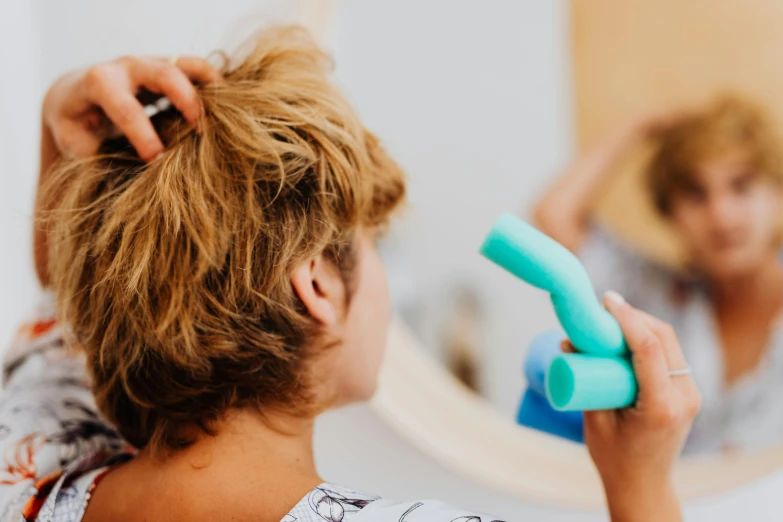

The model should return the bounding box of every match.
[546,354,637,411]
[480,214,625,356]
[480,213,638,411]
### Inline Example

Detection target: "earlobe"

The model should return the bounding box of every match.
[291,256,338,326]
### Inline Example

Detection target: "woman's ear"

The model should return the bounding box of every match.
[291,254,345,326]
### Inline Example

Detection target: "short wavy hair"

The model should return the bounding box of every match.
[648,94,783,215]
[42,26,406,452]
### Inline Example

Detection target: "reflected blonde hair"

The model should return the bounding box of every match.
[648,95,783,215]
[43,26,406,452]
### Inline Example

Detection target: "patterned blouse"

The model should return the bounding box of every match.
[0,294,504,522]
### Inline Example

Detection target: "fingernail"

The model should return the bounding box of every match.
[153,152,164,161]
[604,290,626,306]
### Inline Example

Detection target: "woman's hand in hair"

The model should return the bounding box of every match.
[35,55,221,287]
[42,55,221,162]
[568,291,701,522]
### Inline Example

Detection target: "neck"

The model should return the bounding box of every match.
[711,253,783,306]
[139,407,320,484]
[93,408,322,521]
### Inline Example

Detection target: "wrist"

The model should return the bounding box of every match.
[604,479,681,522]
[608,120,648,152]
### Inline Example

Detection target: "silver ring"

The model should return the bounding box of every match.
[669,366,692,377]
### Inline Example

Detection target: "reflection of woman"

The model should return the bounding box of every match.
[536,96,783,454]
[0,27,699,522]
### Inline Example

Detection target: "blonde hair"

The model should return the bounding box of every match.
[42,26,406,452]
[648,95,783,215]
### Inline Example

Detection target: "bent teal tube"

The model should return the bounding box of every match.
[546,354,637,411]
[480,214,626,357]
[480,213,638,411]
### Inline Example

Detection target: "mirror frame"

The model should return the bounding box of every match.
[371,319,783,509]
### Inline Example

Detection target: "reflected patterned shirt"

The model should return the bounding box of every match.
[0,293,505,522]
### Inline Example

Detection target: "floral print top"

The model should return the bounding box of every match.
[0,294,504,522]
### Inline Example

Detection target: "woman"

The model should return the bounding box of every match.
[0,27,699,521]
[535,96,783,454]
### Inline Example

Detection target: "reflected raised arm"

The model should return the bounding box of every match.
[533,111,682,252]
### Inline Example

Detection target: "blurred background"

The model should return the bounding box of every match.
[5,1,783,519]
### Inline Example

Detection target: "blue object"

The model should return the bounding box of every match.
[480,213,638,412]
[517,389,584,443]
[523,330,567,396]
[517,330,584,442]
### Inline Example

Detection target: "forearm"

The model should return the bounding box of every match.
[34,118,61,288]
[605,481,683,522]
[534,122,644,252]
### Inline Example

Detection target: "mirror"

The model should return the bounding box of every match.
[324,0,783,506]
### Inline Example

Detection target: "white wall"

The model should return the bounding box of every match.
[0,0,42,348]
[1,1,782,520]
[330,0,570,416]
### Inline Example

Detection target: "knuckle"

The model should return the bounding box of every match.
[687,391,702,417]
[83,65,110,91]
[52,129,73,154]
[113,102,139,126]
[649,405,678,428]
[157,62,178,80]
[115,55,137,66]
[636,334,660,356]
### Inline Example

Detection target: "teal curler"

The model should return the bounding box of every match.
[546,354,636,411]
[480,213,625,357]
[480,213,638,411]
